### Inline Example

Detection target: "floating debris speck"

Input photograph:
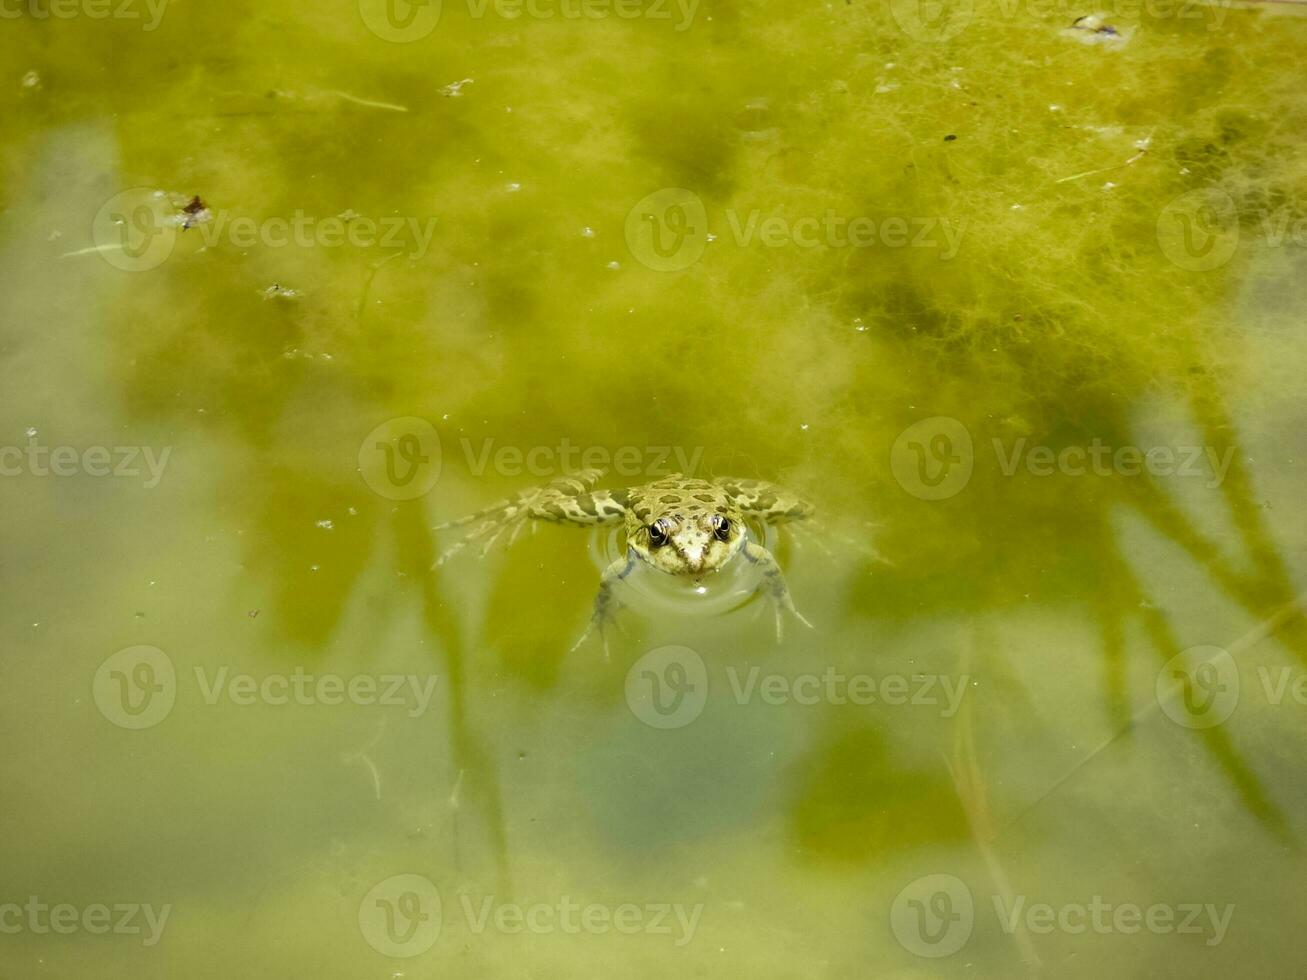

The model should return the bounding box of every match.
[178,195,211,230]
[441,78,474,98]
[1063,13,1128,46]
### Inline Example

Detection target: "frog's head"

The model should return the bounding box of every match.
[628,507,745,580]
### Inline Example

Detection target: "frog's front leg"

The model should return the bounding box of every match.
[569,551,637,660]
[742,539,814,641]
[434,468,627,567]
[715,478,813,525]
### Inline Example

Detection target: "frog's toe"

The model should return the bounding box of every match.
[570,604,623,660]
[569,624,614,661]
[568,626,592,656]
[771,597,814,643]
[790,606,815,637]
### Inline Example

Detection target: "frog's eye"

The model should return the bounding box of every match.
[648,519,670,548]
[711,515,731,541]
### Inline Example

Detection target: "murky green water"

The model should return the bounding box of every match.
[4,0,1307,976]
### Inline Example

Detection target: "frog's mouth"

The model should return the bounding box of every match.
[688,566,723,588]
[594,526,767,618]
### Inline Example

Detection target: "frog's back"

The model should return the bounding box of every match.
[628,474,734,523]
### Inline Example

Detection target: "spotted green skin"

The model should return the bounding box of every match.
[435,469,814,654]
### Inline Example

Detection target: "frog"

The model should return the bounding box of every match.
[433,469,814,655]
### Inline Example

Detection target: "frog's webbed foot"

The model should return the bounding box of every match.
[433,469,611,568]
[742,539,814,642]
[569,553,637,660]
[432,507,530,567]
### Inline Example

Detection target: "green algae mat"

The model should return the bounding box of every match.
[2,0,1307,976]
